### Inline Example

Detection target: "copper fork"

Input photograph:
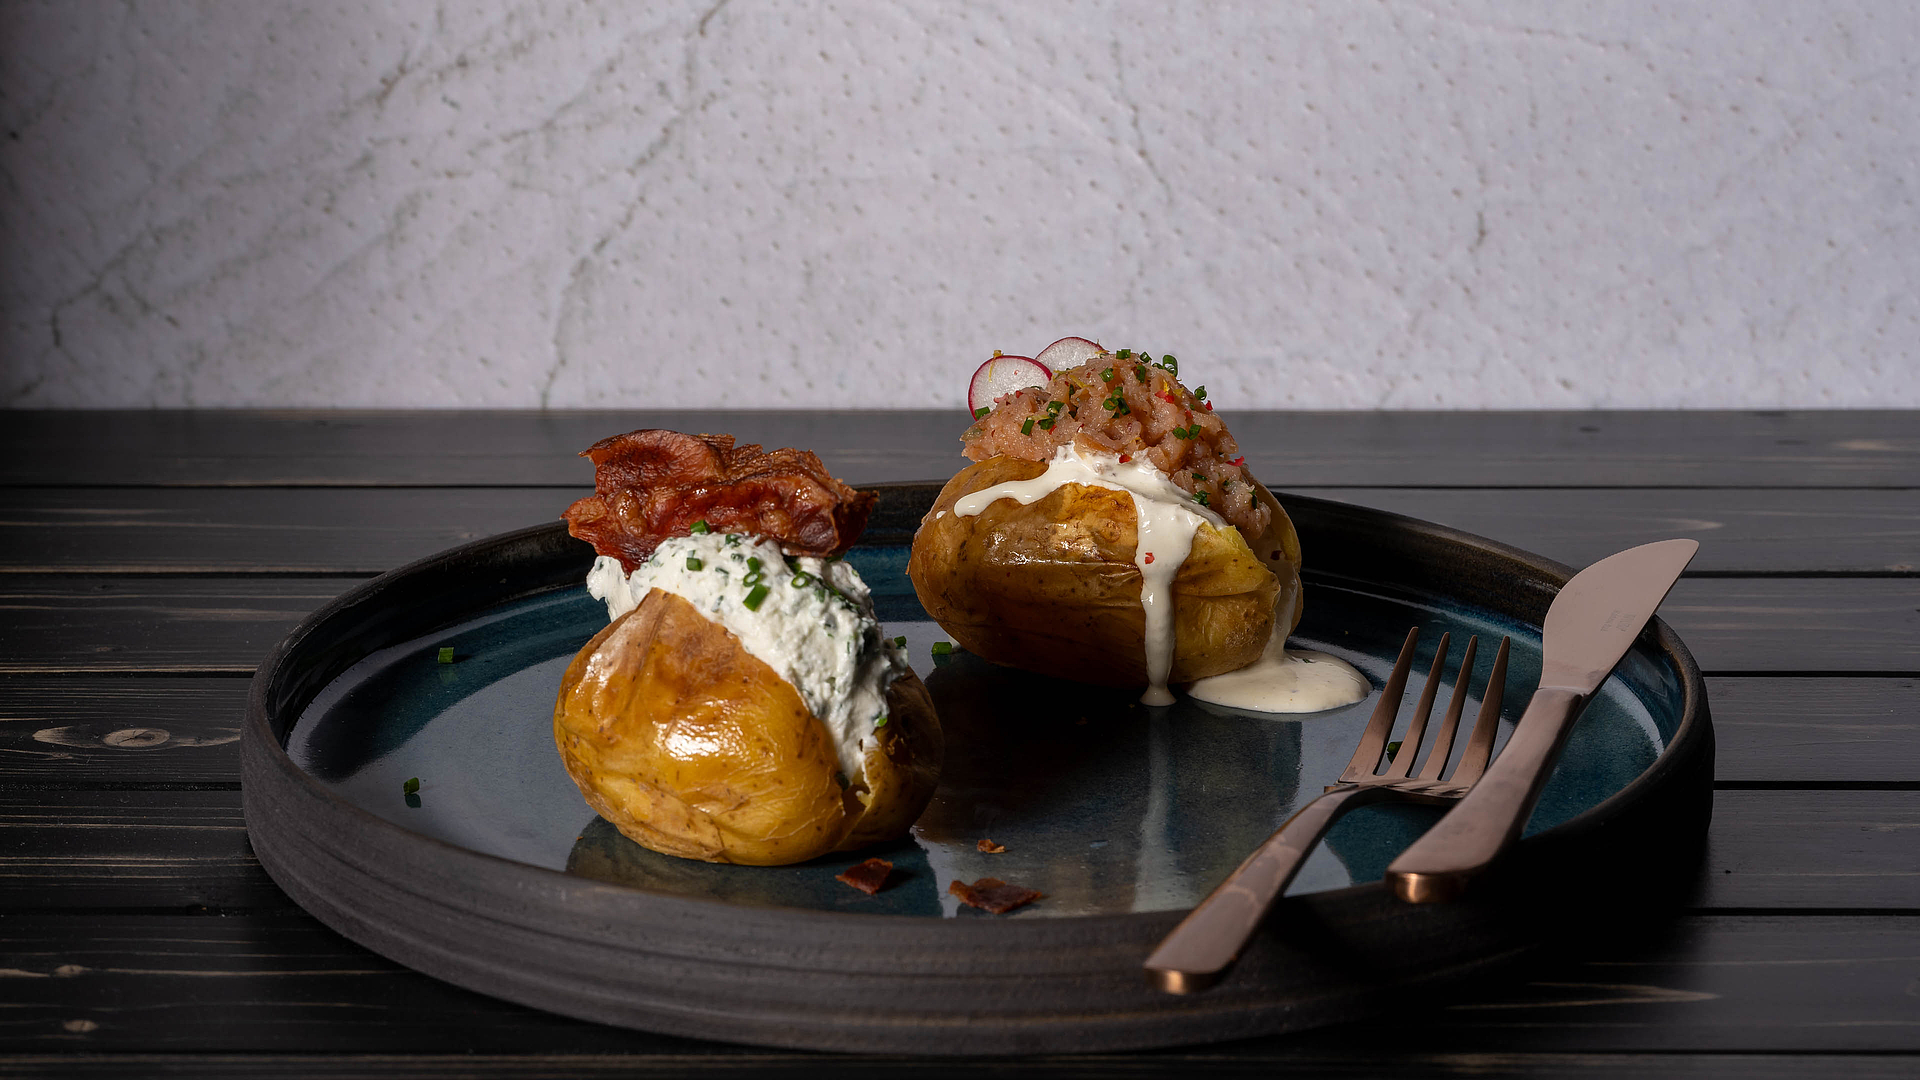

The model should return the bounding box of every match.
[1143,628,1511,993]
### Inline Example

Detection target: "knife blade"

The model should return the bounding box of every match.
[1382,537,1698,903]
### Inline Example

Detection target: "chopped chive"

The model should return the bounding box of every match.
[931,641,953,656]
[1116,348,1132,359]
[743,572,765,587]
[893,635,907,647]
[1019,418,1034,435]
[1162,354,1178,376]
[436,646,454,664]
[1193,490,1210,507]
[747,557,762,572]
[1134,364,1147,382]
[973,406,990,419]
[1385,740,1402,762]
[874,714,889,729]
[1037,417,1056,430]
[403,777,420,795]
[685,556,704,571]
[1046,400,1064,415]
[1193,385,1207,401]
[1101,367,1115,383]
[743,584,771,611]
[689,520,710,534]
[791,572,812,588]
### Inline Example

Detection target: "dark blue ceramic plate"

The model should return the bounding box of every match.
[246,492,1710,1053]
[287,546,1677,921]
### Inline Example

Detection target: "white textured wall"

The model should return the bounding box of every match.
[3,1,1916,409]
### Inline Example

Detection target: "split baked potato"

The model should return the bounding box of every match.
[554,587,942,866]
[907,455,1302,686]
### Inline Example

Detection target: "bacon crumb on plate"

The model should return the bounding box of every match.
[976,839,1006,854]
[835,857,896,895]
[949,877,1043,914]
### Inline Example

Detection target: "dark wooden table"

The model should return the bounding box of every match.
[1,409,1915,1077]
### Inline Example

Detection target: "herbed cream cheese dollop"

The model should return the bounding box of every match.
[585,532,909,786]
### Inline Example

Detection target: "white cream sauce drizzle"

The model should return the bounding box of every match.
[1185,629,1370,713]
[954,442,1225,706]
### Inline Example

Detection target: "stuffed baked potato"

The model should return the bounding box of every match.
[908,344,1303,691]
[555,429,941,866]
[554,587,941,865]
[908,454,1301,686]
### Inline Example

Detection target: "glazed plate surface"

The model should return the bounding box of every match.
[289,551,1671,918]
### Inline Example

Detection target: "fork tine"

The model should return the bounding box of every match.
[1417,635,1479,780]
[1449,635,1511,785]
[1384,632,1449,778]
[1343,627,1419,783]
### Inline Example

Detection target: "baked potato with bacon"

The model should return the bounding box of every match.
[554,429,941,865]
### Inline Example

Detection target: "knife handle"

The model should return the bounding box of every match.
[1145,784,1391,993]
[1383,686,1586,903]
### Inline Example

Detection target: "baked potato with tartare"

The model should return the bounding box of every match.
[908,455,1301,686]
[909,343,1303,689]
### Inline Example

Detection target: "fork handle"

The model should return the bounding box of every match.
[1383,685,1587,903]
[1144,784,1392,993]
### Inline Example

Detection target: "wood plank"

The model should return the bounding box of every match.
[0,578,350,674]
[4,410,1917,488]
[0,790,282,911]
[1306,487,1920,574]
[5,487,1917,575]
[0,675,1910,789]
[2,576,1911,675]
[0,914,1913,1053]
[0,1052,1914,1079]
[0,789,1908,913]
[1710,677,1920,784]
[0,678,247,786]
[0,489,578,574]
[1698,791,1920,910]
[1659,577,1920,674]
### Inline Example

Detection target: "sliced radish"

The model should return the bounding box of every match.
[1034,336,1107,371]
[968,355,1052,416]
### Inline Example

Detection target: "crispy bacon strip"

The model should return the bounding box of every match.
[835,857,896,895]
[948,877,1043,914]
[563,430,877,572]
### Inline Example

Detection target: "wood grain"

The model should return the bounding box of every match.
[5,486,1917,574]
[1710,677,1920,783]
[5,410,1916,488]
[0,678,247,785]
[0,790,281,911]
[0,914,1914,1054]
[1305,487,1920,574]
[0,578,351,674]
[1696,791,1920,909]
[1659,578,1920,673]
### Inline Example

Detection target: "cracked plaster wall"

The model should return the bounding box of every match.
[2,0,1916,409]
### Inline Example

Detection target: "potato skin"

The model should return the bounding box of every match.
[553,588,941,865]
[906,456,1303,686]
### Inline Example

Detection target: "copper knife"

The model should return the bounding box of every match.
[1384,537,1698,902]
